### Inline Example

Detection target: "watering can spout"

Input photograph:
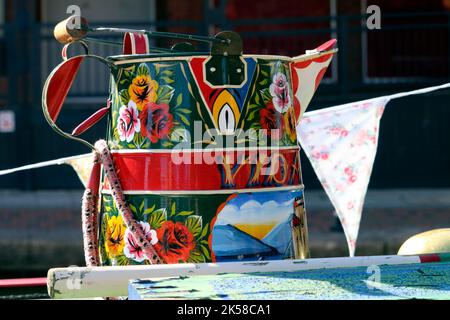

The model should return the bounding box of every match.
[291,39,338,125]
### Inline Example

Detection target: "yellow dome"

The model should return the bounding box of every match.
[398,228,450,255]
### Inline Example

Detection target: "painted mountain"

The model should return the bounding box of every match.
[212,224,278,261]
[262,216,293,258]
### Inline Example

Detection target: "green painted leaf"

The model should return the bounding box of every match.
[255,92,261,105]
[247,109,259,121]
[148,208,167,229]
[161,76,174,84]
[116,255,130,266]
[176,93,183,106]
[259,78,268,86]
[144,204,156,215]
[262,89,272,103]
[125,65,136,73]
[157,85,174,104]
[161,140,174,148]
[176,211,194,216]
[200,244,211,260]
[129,203,137,214]
[142,141,151,149]
[185,215,202,237]
[137,63,150,76]
[177,114,190,126]
[119,89,130,106]
[187,249,205,263]
[170,202,176,217]
[247,104,260,111]
[113,128,120,142]
[139,201,145,213]
[162,69,173,76]
[177,108,192,114]
[200,224,209,239]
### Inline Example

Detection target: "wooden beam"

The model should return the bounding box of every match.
[46,253,449,299]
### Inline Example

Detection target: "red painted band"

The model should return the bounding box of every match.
[419,254,441,263]
[102,149,301,191]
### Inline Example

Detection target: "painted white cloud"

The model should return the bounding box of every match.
[216,198,294,226]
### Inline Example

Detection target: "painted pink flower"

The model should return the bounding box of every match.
[117,100,140,143]
[123,221,158,262]
[344,167,353,175]
[269,72,291,113]
[355,130,369,146]
[329,127,340,135]
[312,151,321,160]
[320,152,329,160]
[348,175,357,184]
[340,130,348,137]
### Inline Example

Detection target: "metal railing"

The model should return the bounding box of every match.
[11,12,444,105]
[0,12,449,189]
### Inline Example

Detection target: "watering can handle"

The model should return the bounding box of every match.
[42,54,113,150]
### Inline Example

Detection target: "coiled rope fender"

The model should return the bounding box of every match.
[81,152,101,266]
[81,139,164,267]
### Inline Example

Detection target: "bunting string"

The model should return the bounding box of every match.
[1,82,449,257]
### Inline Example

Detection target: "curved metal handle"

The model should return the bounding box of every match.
[41,54,113,150]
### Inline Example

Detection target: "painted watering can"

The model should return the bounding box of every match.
[42,15,337,266]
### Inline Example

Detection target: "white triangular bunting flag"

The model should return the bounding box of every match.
[297,97,390,256]
[0,154,93,187]
[64,154,94,187]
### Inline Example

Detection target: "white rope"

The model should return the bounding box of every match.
[1,82,449,177]
[304,82,450,116]
[0,154,91,176]
[387,82,450,100]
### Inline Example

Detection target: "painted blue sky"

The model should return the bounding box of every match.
[215,190,302,226]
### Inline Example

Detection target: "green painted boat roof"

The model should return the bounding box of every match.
[129,261,450,300]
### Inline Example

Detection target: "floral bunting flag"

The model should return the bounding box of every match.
[297,97,391,256]
[65,154,95,187]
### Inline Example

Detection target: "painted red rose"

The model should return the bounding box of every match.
[259,101,283,140]
[139,102,174,143]
[154,221,195,264]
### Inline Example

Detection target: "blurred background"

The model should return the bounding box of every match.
[0,0,449,277]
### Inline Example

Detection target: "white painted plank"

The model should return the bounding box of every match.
[47,254,421,299]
